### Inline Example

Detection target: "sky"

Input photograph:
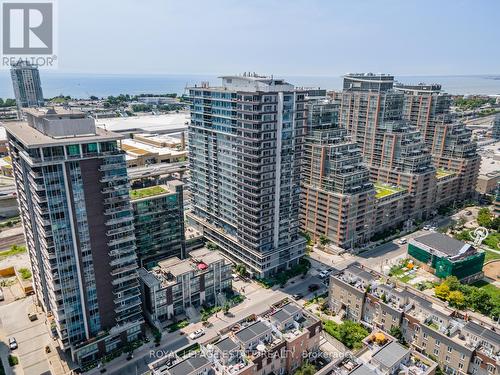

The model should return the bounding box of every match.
[49,0,500,76]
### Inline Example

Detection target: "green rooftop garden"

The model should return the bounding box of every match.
[130,186,167,200]
[436,168,455,179]
[374,183,404,199]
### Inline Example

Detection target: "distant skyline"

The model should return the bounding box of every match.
[51,0,498,76]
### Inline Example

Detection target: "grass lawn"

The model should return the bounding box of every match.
[130,186,167,200]
[0,245,26,258]
[374,183,404,199]
[435,168,455,179]
[483,232,500,251]
[472,280,500,302]
[484,249,500,262]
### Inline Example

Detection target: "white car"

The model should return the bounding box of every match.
[318,270,329,279]
[9,337,17,350]
[398,238,407,245]
[189,329,205,340]
[423,225,431,230]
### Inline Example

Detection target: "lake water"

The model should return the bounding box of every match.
[1,72,499,99]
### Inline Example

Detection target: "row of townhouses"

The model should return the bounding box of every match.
[329,263,499,375]
[149,302,322,375]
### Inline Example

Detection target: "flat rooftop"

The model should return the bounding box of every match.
[436,168,456,179]
[130,185,171,201]
[234,321,270,343]
[412,232,472,257]
[2,120,122,148]
[374,182,405,199]
[164,355,209,375]
[96,113,189,133]
[371,341,409,369]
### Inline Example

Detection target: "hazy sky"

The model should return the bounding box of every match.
[56,0,499,76]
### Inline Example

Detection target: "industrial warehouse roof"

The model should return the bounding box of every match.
[412,232,471,257]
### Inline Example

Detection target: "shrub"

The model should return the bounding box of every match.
[8,355,18,367]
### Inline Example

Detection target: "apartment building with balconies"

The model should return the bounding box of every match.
[328,263,499,375]
[301,98,375,249]
[3,107,144,364]
[131,180,186,268]
[339,74,436,222]
[186,74,306,277]
[395,83,480,202]
[138,248,232,328]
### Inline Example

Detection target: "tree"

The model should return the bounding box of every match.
[323,320,369,350]
[468,288,493,315]
[389,326,404,344]
[477,208,493,228]
[223,303,230,315]
[234,264,247,277]
[206,242,218,251]
[319,235,330,246]
[89,95,98,100]
[443,276,460,291]
[434,283,450,300]
[294,362,316,375]
[447,290,465,309]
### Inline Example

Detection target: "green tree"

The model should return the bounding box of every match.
[435,283,450,300]
[477,208,493,228]
[294,362,316,375]
[443,276,460,291]
[468,288,493,315]
[389,326,405,344]
[447,290,465,309]
[319,235,330,246]
[323,320,369,349]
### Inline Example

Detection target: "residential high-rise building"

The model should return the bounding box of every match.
[395,83,480,201]
[4,108,143,364]
[10,61,44,110]
[186,74,306,277]
[492,113,500,140]
[339,73,435,221]
[131,180,186,268]
[301,98,375,249]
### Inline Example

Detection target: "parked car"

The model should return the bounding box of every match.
[430,226,437,231]
[292,293,303,300]
[0,288,4,301]
[308,284,320,292]
[189,329,205,340]
[318,270,329,279]
[397,238,407,245]
[28,312,38,321]
[423,225,430,230]
[9,337,17,350]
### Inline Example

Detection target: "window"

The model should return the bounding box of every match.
[434,348,439,355]
[447,346,452,353]
[459,363,464,370]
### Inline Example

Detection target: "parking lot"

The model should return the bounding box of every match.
[0,297,52,375]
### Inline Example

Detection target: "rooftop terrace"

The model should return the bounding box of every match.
[130,185,169,200]
[374,182,405,199]
[436,168,456,179]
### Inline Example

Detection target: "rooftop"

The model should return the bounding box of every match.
[234,321,271,343]
[96,112,189,133]
[2,120,122,148]
[436,168,456,179]
[164,355,209,375]
[374,182,405,199]
[411,232,473,258]
[371,340,409,368]
[130,185,169,200]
